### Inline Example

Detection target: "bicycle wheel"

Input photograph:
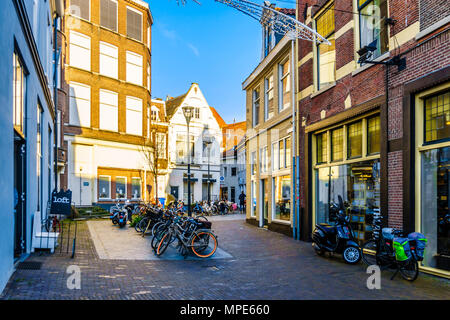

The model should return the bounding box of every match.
[191,231,218,258]
[361,240,378,266]
[151,225,168,250]
[399,260,419,281]
[156,232,172,256]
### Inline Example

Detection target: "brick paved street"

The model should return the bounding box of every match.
[0,216,448,300]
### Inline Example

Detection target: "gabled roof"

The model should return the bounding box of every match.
[210,106,227,129]
[165,93,188,120]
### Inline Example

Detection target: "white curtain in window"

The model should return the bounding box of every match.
[126,96,142,135]
[100,42,118,79]
[99,89,118,131]
[70,31,91,71]
[69,82,91,127]
[126,51,143,86]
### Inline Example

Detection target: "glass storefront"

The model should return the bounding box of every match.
[274,175,291,221]
[421,146,450,271]
[316,160,381,244]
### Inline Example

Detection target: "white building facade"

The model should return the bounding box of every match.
[0,0,62,293]
[165,84,223,203]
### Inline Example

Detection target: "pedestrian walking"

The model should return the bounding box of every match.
[238,191,246,214]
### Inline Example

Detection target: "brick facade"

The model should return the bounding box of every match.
[296,0,450,242]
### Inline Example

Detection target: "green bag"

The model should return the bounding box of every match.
[393,237,412,262]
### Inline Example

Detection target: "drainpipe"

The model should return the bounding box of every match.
[290,35,297,240]
[53,15,60,193]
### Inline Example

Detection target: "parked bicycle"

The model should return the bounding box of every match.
[153,214,218,259]
[361,212,427,281]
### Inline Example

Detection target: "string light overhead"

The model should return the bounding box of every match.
[175,0,331,44]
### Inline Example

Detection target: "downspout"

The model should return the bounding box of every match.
[290,35,297,240]
[53,15,59,192]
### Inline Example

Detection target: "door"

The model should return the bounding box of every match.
[170,186,179,201]
[14,135,26,259]
[260,179,269,227]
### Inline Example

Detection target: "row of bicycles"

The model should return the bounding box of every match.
[110,200,218,259]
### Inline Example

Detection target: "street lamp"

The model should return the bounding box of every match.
[182,106,194,217]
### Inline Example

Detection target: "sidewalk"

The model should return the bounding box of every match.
[1,218,448,300]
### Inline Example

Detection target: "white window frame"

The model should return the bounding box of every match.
[100,0,118,32]
[131,177,142,199]
[279,58,290,112]
[264,74,273,121]
[115,176,127,199]
[99,41,118,79]
[98,175,111,199]
[126,51,143,86]
[69,82,91,127]
[99,89,118,132]
[69,0,91,21]
[69,31,91,71]
[126,6,143,42]
[126,96,143,136]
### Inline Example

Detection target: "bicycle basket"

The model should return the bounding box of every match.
[392,237,412,262]
[407,232,427,261]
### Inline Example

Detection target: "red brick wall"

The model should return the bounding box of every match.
[388,151,403,229]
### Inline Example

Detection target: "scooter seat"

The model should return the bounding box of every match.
[318,223,336,235]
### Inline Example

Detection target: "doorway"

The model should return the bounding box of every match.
[260,179,269,227]
[14,134,26,259]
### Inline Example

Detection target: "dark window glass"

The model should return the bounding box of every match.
[348,121,363,158]
[127,8,142,41]
[70,0,90,21]
[100,0,117,32]
[253,88,260,127]
[425,91,450,142]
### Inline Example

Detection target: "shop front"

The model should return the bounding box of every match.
[414,85,450,275]
[311,111,381,245]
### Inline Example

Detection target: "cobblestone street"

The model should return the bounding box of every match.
[1,216,448,300]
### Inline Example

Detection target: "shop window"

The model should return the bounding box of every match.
[358,0,388,60]
[315,4,336,90]
[316,132,327,164]
[331,127,343,161]
[347,121,363,159]
[285,137,291,168]
[367,116,380,154]
[251,180,257,216]
[98,176,111,199]
[131,177,141,199]
[115,177,126,199]
[274,175,291,221]
[420,146,450,270]
[424,91,450,143]
[316,160,381,244]
[251,151,256,175]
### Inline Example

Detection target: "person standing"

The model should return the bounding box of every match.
[238,191,246,214]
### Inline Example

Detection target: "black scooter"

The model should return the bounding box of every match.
[311,196,361,264]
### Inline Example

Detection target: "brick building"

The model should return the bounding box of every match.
[295,0,449,277]
[61,0,154,206]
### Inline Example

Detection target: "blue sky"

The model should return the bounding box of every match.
[146,0,295,124]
